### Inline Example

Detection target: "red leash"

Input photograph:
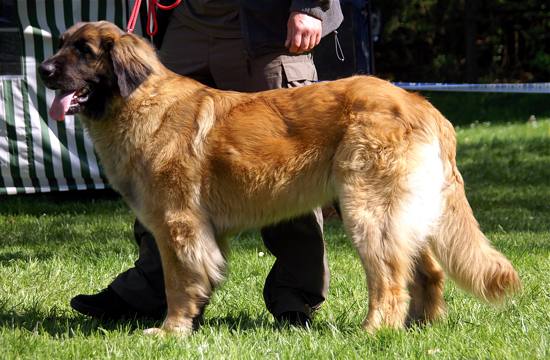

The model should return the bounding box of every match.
[127,0,181,36]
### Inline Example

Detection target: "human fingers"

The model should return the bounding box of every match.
[289,29,303,53]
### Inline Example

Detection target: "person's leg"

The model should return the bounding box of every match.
[261,208,329,324]
[109,221,167,313]
[70,220,166,319]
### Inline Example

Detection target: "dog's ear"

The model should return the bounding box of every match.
[110,34,153,97]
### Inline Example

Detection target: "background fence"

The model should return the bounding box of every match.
[0,0,149,195]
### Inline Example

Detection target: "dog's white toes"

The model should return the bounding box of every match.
[143,327,166,337]
[144,325,192,337]
[362,321,378,335]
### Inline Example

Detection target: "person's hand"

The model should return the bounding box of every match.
[285,12,322,54]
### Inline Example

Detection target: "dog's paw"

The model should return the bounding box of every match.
[143,327,166,337]
[361,320,378,335]
[362,311,407,334]
[144,325,193,337]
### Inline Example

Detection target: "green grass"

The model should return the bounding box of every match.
[1,119,550,359]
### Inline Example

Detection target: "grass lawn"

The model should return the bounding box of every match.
[1,118,549,359]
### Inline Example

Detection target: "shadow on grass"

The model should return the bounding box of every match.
[459,137,550,186]
[202,312,275,332]
[457,136,550,232]
[0,190,124,217]
[3,214,133,247]
[0,250,54,263]
[0,305,279,337]
[0,304,161,337]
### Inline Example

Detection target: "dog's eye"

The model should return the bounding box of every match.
[75,41,94,56]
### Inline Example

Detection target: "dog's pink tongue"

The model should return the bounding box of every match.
[49,91,75,121]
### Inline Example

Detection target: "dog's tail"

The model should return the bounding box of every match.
[430,163,520,302]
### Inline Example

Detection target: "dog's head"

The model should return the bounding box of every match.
[39,21,158,121]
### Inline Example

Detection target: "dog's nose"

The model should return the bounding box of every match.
[38,61,56,80]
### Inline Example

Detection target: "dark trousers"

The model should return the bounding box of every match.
[110,23,329,318]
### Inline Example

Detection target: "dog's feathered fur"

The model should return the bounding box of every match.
[40,22,520,335]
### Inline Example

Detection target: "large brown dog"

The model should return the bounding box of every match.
[39,21,520,336]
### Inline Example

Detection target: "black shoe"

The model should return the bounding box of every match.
[70,286,164,320]
[275,311,312,328]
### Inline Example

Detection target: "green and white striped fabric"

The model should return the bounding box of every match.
[0,0,147,195]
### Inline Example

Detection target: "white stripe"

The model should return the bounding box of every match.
[106,0,116,24]
[90,0,99,21]
[20,187,38,194]
[24,58,51,192]
[18,2,50,192]
[35,0,68,191]
[0,81,17,194]
[52,3,88,190]
[53,0,68,32]
[63,120,87,190]
[82,125,105,189]
[12,80,34,189]
[72,0,81,26]
[0,76,25,81]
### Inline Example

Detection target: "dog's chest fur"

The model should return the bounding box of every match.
[82,116,151,209]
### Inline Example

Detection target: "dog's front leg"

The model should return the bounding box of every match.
[143,213,225,337]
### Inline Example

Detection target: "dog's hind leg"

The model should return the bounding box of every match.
[338,139,446,332]
[142,212,226,336]
[339,178,418,333]
[406,247,446,326]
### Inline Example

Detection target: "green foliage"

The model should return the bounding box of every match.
[374,0,550,82]
[531,51,550,73]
